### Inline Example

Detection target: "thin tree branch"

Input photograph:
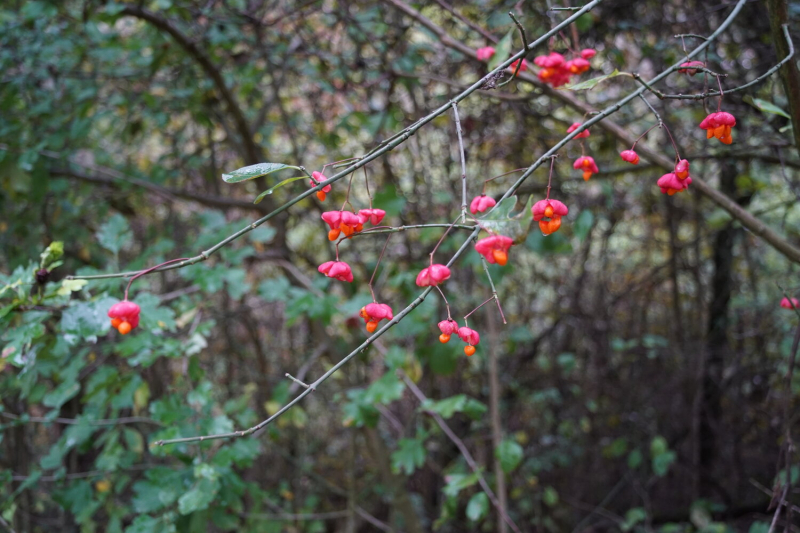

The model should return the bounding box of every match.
[400,371,523,533]
[119,4,262,164]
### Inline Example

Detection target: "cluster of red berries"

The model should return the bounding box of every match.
[437,319,480,356]
[532,199,569,236]
[474,235,513,266]
[360,302,394,333]
[699,111,736,145]
[534,49,596,88]
[108,300,140,335]
[321,208,386,241]
[657,159,693,195]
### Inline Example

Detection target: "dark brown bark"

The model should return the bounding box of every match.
[766,0,800,156]
[699,161,752,494]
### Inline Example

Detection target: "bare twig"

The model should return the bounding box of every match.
[452,102,468,222]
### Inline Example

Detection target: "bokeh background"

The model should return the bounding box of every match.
[2,0,800,531]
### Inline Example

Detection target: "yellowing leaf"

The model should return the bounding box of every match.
[57,279,87,296]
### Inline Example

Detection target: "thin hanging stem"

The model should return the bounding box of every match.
[429,215,463,266]
[340,173,357,212]
[716,75,725,111]
[631,123,661,149]
[662,123,682,163]
[545,155,558,200]
[464,296,496,320]
[480,257,507,324]
[125,258,190,300]
[368,235,392,302]
[434,285,452,320]
[481,168,527,194]
[363,166,372,208]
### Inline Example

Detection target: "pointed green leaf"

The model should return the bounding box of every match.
[744,96,791,119]
[488,30,515,71]
[222,162,300,183]
[253,176,307,203]
[560,69,624,91]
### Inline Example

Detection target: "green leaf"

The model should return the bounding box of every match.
[178,477,219,515]
[56,279,87,297]
[443,472,480,498]
[124,514,176,533]
[748,522,771,533]
[97,214,132,255]
[364,373,405,405]
[466,492,489,522]
[488,29,514,71]
[40,241,64,269]
[391,437,426,475]
[560,69,624,91]
[43,380,80,409]
[60,296,117,344]
[424,394,487,420]
[495,439,524,473]
[253,176,307,203]
[652,450,676,477]
[650,436,668,456]
[744,96,791,119]
[221,162,300,183]
[479,195,533,244]
[542,486,559,507]
[621,507,648,531]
